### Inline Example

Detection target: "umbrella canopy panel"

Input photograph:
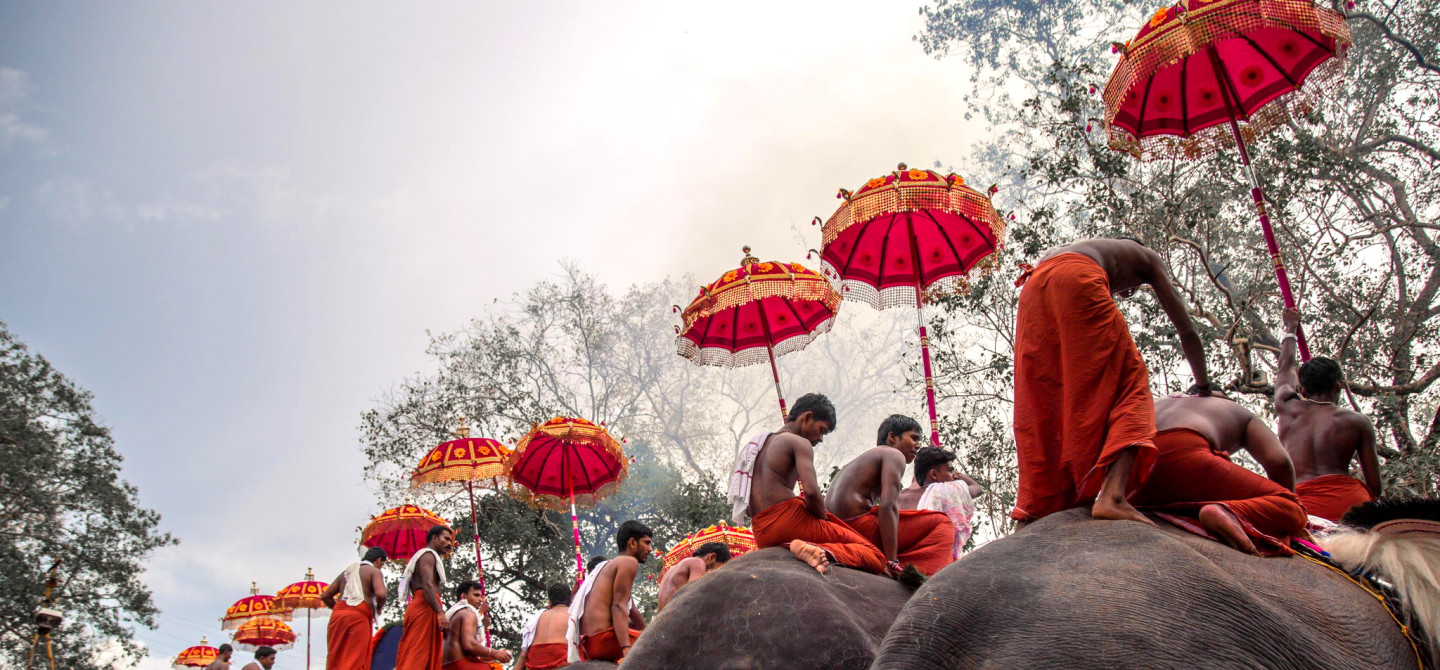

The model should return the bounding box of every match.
[677,259,840,368]
[172,640,219,670]
[820,167,1004,309]
[360,504,450,563]
[411,434,510,487]
[221,584,289,630]
[506,417,627,511]
[1105,0,1350,159]
[661,523,758,571]
[274,570,329,615]
[231,617,297,652]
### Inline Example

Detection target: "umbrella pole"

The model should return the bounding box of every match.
[306,609,311,670]
[466,481,493,646]
[765,341,788,423]
[570,480,584,584]
[912,283,943,447]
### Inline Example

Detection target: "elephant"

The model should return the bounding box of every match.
[607,546,916,670]
[871,508,1426,670]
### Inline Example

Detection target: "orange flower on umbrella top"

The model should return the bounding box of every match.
[172,637,219,670]
[221,582,289,630]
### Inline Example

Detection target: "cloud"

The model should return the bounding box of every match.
[32,177,124,225]
[0,67,47,148]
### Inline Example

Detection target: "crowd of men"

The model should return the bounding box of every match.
[302,237,1381,669]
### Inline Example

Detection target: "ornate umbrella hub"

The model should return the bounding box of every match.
[411,434,510,486]
[1104,0,1351,159]
[231,617,297,652]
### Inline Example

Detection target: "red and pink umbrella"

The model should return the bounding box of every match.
[1104,0,1351,359]
[172,638,219,670]
[274,569,328,670]
[359,503,450,563]
[676,247,841,422]
[818,165,1006,447]
[231,617,296,652]
[506,417,627,582]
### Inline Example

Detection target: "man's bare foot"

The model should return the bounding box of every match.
[1091,496,1158,526]
[788,540,829,574]
[1198,504,1257,554]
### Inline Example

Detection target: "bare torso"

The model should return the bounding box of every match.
[897,483,923,511]
[1154,396,1251,452]
[825,447,902,520]
[1278,401,1369,482]
[748,432,809,516]
[579,557,637,636]
[657,557,705,611]
[442,609,478,664]
[1038,239,1159,296]
[533,606,569,644]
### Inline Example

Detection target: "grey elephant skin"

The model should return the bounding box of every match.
[607,546,913,670]
[872,508,1420,670]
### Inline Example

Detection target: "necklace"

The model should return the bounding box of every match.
[1304,398,1337,407]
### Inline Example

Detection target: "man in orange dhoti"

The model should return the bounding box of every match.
[1131,395,1307,555]
[569,521,651,663]
[515,584,571,670]
[1012,239,1212,525]
[396,525,454,670]
[827,415,956,576]
[1274,308,1381,522]
[729,393,888,575]
[441,581,511,669]
[321,547,389,670]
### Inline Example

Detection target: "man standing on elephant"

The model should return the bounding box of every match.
[1275,307,1381,522]
[826,415,956,575]
[396,525,453,670]
[1130,393,1307,555]
[568,520,651,663]
[731,392,888,575]
[1012,238,1211,526]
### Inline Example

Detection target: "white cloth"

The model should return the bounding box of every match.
[565,559,638,663]
[444,602,485,644]
[520,609,544,652]
[398,547,446,604]
[918,481,976,559]
[340,561,373,606]
[728,432,771,525]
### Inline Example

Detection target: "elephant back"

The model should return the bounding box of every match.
[872,509,1420,670]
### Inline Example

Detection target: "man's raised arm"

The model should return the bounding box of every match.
[1244,414,1296,491]
[955,471,984,498]
[1275,308,1303,409]
[793,439,827,519]
[876,451,905,566]
[1147,255,1209,392]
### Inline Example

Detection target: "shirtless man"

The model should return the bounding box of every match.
[1276,307,1381,522]
[739,393,887,575]
[1131,394,1306,555]
[441,581,511,669]
[321,547,388,670]
[898,446,983,510]
[237,648,275,670]
[572,520,651,663]
[396,525,453,670]
[1013,238,1210,526]
[657,542,731,612]
[826,415,955,575]
[515,584,571,670]
[203,644,233,670]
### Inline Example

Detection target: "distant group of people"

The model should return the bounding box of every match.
[202,643,276,670]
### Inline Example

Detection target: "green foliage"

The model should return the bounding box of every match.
[0,321,175,669]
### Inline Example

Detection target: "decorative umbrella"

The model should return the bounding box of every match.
[661,522,757,571]
[221,582,289,631]
[172,637,219,670]
[274,569,328,670]
[231,617,297,652]
[506,416,628,581]
[818,164,1006,447]
[409,418,510,646]
[359,503,450,563]
[1104,0,1351,360]
[676,248,842,422]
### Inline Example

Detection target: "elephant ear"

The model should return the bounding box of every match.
[1340,498,1440,530]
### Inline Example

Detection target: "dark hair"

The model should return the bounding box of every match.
[454,580,482,600]
[1117,236,1147,248]
[255,647,276,659]
[787,393,837,428]
[913,447,957,486]
[218,644,233,654]
[547,583,572,607]
[616,520,654,552]
[1298,356,1344,395]
[586,555,607,573]
[877,414,923,446]
[693,542,731,563]
[426,524,452,543]
[362,546,388,563]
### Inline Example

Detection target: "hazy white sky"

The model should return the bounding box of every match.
[0,2,981,667]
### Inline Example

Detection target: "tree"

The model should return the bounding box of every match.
[915,0,1440,521]
[0,321,176,669]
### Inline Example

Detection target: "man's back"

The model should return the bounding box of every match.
[579,557,633,636]
[1154,396,1252,452]
[533,606,568,644]
[1039,239,1161,296]
[748,433,809,515]
[1278,401,1370,483]
[657,557,704,611]
[825,448,894,520]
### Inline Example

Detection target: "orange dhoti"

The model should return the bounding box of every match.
[1296,474,1374,523]
[1012,253,1157,522]
[524,642,568,670]
[752,497,887,574]
[327,601,375,670]
[579,627,640,662]
[1132,428,1307,556]
[842,509,956,575]
[396,598,443,670]
[440,658,493,670]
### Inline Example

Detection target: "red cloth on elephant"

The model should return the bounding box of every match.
[1131,428,1307,556]
[1296,474,1374,523]
[1011,253,1157,522]
[440,658,493,670]
[842,508,956,575]
[523,643,568,670]
[579,627,639,662]
[326,601,374,670]
[752,497,887,574]
[396,597,443,670]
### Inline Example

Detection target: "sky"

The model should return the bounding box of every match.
[0,2,980,667]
